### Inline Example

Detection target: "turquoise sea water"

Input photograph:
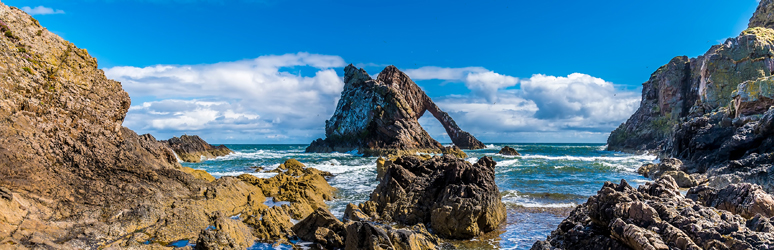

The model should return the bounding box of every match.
[181,143,654,250]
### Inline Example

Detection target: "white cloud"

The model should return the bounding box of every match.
[410,68,640,142]
[21,6,65,15]
[404,66,518,102]
[106,52,345,143]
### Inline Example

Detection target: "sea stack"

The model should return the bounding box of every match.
[306,64,484,156]
[161,134,233,163]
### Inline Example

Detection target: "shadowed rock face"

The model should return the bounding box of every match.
[306,64,484,156]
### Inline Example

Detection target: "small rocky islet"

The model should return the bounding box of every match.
[4,0,774,249]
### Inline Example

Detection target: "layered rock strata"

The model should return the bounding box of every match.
[162,134,233,163]
[307,64,484,156]
[533,177,774,250]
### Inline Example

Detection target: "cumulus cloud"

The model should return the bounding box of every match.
[404,66,518,102]
[21,6,65,15]
[410,67,640,142]
[105,52,345,143]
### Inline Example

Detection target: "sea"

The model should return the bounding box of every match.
[180,143,655,250]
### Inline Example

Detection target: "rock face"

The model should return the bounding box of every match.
[498,146,521,156]
[369,155,506,239]
[307,64,484,156]
[533,177,774,250]
[162,134,233,163]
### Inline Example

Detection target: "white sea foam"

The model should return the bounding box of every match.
[520,153,656,163]
[497,159,520,166]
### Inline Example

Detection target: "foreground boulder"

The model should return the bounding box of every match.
[369,155,505,239]
[195,212,257,250]
[532,176,774,250]
[162,134,233,163]
[293,207,440,250]
[498,146,521,156]
[306,64,484,156]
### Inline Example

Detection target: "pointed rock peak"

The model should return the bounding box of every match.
[750,0,774,29]
[344,64,371,84]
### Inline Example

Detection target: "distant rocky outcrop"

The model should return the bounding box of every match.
[306,64,484,156]
[498,146,521,156]
[162,134,233,163]
[369,155,506,239]
[533,177,774,250]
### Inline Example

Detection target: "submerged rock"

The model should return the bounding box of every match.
[369,155,505,239]
[162,135,233,163]
[498,146,521,156]
[533,176,774,250]
[306,64,484,157]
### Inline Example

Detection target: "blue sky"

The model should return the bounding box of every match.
[7,0,761,144]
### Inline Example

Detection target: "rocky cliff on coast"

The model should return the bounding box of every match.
[306,64,484,156]
[0,4,336,249]
[537,1,774,249]
[607,0,774,191]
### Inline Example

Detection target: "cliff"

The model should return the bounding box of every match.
[307,64,484,156]
[0,3,334,249]
[162,134,233,163]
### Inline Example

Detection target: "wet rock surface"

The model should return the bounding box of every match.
[498,146,521,156]
[306,64,484,157]
[369,155,506,239]
[162,134,233,163]
[533,176,774,250]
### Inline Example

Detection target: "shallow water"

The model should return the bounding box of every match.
[182,143,654,250]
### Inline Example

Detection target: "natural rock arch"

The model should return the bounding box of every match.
[306,64,484,156]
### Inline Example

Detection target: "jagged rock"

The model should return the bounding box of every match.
[238,159,336,220]
[376,157,387,180]
[369,155,505,239]
[306,64,484,157]
[750,0,774,30]
[343,203,370,222]
[345,221,393,250]
[243,206,295,242]
[441,145,468,159]
[162,135,233,163]
[498,146,521,156]
[195,212,256,250]
[687,183,774,219]
[533,177,774,250]
[292,208,346,249]
[637,159,697,188]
